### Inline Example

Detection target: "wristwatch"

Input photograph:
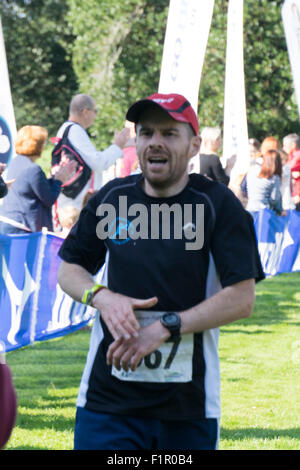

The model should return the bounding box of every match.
[81,284,107,306]
[160,312,181,339]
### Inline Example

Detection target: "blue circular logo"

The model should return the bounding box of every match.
[108,217,135,245]
[0,116,13,165]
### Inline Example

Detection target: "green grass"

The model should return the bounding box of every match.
[4,328,90,450]
[4,272,300,450]
[219,272,300,450]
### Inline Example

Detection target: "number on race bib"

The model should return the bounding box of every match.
[138,337,181,370]
[112,312,193,383]
[164,337,181,369]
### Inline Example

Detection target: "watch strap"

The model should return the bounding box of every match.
[160,312,181,339]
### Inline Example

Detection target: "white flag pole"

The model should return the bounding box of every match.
[222,0,250,188]
[282,0,300,119]
[0,16,17,168]
[158,0,215,113]
[30,228,48,346]
[159,0,215,174]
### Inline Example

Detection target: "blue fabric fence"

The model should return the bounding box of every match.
[253,209,300,276]
[0,209,299,353]
[0,231,96,353]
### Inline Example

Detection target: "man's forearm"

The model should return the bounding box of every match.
[179,279,255,335]
[57,261,95,302]
[107,279,256,371]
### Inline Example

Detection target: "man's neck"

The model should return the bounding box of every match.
[200,150,218,156]
[68,115,86,129]
[142,174,189,198]
[200,145,218,155]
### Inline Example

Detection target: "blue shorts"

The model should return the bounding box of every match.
[74,407,219,450]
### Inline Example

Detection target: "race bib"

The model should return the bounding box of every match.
[111,310,194,383]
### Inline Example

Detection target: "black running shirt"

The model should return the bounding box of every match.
[58,173,264,420]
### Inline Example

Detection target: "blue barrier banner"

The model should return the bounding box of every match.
[0,232,95,352]
[0,209,299,353]
[278,210,300,274]
[253,209,300,276]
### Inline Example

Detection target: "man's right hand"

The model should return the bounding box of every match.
[113,127,131,149]
[92,288,158,340]
[54,160,77,184]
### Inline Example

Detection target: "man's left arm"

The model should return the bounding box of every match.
[108,188,263,372]
[107,278,255,371]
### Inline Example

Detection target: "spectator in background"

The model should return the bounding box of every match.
[0,163,8,199]
[248,138,261,164]
[198,127,230,185]
[240,138,263,202]
[248,137,262,171]
[54,94,130,212]
[119,121,139,177]
[283,133,300,211]
[81,189,98,209]
[57,206,80,239]
[0,347,17,450]
[242,136,281,199]
[0,125,76,234]
[260,136,281,156]
[279,149,295,212]
[246,149,283,217]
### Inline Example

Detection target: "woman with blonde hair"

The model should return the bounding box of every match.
[0,125,75,234]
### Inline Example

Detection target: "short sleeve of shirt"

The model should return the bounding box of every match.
[58,193,106,275]
[210,187,265,288]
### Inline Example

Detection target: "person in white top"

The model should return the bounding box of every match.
[54,94,130,211]
[279,149,295,211]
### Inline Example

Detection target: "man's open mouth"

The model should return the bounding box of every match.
[148,157,168,164]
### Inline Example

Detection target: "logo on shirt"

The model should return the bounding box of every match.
[96,196,204,251]
[107,217,136,245]
[0,116,13,165]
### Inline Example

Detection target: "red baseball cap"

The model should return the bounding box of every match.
[126,93,199,136]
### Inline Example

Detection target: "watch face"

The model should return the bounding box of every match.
[86,291,93,305]
[164,313,178,326]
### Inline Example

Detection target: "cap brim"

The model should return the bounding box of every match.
[126,99,161,123]
[126,97,198,135]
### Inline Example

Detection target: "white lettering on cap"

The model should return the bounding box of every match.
[153,98,175,104]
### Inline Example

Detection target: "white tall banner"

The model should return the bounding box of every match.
[158,0,215,112]
[282,0,300,118]
[0,17,17,167]
[222,0,249,185]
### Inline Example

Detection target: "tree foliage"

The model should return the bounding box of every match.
[1,0,299,146]
[66,0,299,147]
[65,0,169,148]
[198,0,299,141]
[1,0,78,136]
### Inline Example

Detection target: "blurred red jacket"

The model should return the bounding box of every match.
[287,149,300,197]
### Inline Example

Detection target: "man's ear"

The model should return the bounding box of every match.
[189,136,201,158]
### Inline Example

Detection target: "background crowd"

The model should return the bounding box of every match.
[0,99,300,240]
[195,128,300,217]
